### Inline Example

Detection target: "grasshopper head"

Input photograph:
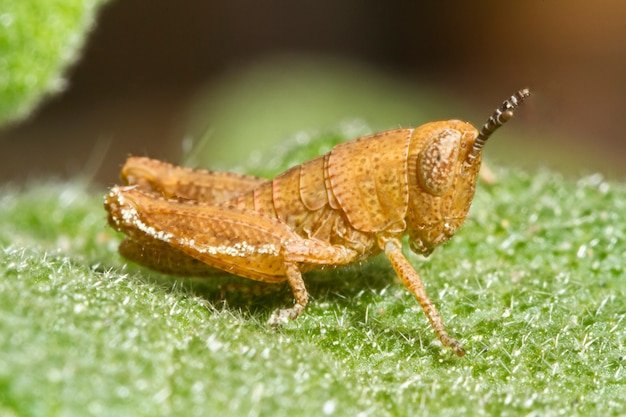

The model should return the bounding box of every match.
[405,89,530,256]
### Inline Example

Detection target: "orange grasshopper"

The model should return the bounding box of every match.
[105,89,530,357]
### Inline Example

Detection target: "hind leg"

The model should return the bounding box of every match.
[106,185,359,322]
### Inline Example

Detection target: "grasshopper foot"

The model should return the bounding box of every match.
[267,303,305,327]
[268,263,309,327]
[442,336,466,358]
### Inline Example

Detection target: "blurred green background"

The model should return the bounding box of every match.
[1,0,625,182]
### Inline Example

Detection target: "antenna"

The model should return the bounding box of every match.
[466,88,531,165]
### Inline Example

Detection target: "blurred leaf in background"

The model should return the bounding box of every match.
[184,56,456,171]
[0,0,108,126]
[184,56,614,178]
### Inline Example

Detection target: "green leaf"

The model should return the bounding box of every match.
[0,0,109,126]
[1,131,626,416]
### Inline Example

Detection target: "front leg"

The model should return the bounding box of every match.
[379,236,465,357]
[105,185,358,322]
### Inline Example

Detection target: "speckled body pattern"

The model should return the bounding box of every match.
[105,89,530,357]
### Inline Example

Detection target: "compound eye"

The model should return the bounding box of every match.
[417,128,461,196]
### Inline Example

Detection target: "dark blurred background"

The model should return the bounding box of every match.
[1,0,625,184]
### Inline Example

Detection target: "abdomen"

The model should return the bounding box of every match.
[226,154,376,257]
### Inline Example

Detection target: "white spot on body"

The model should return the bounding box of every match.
[126,205,174,243]
[108,186,280,259]
[108,187,174,242]
[179,239,279,258]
